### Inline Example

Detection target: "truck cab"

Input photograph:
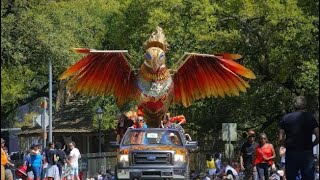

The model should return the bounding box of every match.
[114,128,197,180]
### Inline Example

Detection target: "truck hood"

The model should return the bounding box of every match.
[120,145,186,154]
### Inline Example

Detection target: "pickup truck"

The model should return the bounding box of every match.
[113,128,198,180]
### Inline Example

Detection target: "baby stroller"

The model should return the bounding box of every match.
[15,165,27,180]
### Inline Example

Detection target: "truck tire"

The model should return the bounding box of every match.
[114,167,129,180]
[114,166,118,179]
[185,164,190,180]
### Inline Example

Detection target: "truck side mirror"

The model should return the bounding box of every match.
[186,141,199,152]
[109,141,119,148]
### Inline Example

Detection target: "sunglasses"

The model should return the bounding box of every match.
[248,135,255,138]
[138,119,144,123]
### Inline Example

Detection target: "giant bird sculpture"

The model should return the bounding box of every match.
[59,27,256,127]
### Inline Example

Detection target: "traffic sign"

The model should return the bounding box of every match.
[222,123,237,141]
[36,113,49,128]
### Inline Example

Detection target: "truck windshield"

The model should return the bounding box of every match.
[122,129,183,146]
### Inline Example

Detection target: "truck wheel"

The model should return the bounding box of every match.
[185,164,190,180]
[114,167,129,180]
[114,166,118,179]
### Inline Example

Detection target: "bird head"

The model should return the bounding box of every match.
[143,26,169,71]
[144,47,166,71]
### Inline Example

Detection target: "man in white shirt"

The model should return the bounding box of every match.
[67,141,81,180]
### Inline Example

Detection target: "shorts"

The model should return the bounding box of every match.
[5,169,13,180]
[208,168,217,176]
[69,165,79,176]
[46,164,59,179]
[31,166,41,179]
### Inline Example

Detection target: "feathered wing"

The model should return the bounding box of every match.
[59,48,139,107]
[172,53,256,107]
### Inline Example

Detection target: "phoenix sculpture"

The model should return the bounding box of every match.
[60,27,256,127]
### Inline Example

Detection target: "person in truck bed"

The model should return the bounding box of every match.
[131,116,148,129]
[161,113,186,129]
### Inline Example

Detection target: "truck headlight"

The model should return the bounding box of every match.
[174,154,185,162]
[119,154,129,162]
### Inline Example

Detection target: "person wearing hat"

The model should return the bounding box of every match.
[240,130,258,180]
[1,138,8,180]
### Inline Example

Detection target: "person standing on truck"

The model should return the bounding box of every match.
[161,113,186,128]
[135,116,148,128]
[116,114,130,143]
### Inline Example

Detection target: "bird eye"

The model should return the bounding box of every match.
[159,53,165,60]
[146,53,152,60]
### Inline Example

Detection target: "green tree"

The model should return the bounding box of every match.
[1,0,110,124]
[1,0,318,144]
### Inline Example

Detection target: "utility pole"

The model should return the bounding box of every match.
[42,98,47,149]
[228,124,231,165]
[49,59,53,142]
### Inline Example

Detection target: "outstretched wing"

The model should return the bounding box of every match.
[172,53,256,107]
[59,48,139,106]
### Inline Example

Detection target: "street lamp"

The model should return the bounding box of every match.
[96,107,103,154]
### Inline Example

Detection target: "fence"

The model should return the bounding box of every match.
[79,152,117,179]
[78,151,229,178]
[10,146,238,179]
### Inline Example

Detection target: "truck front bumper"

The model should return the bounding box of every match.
[117,168,186,179]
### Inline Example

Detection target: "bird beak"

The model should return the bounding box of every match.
[151,60,161,71]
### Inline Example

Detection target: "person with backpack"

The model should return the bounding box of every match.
[45,142,60,180]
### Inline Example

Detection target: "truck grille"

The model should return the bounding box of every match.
[132,152,172,165]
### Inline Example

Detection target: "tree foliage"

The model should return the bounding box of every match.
[1,0,318,143]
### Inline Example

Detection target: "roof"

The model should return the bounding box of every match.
[17,96,98,136]
[1,128,21,132]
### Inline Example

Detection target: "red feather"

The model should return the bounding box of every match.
[59,51,139,106]
[173,53,256,107]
